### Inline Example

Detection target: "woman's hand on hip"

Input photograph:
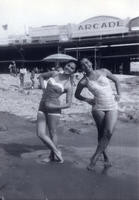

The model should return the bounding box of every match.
[115,94,121,102]
[85,98,95,105]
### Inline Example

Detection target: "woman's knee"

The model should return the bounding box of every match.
[49,127,57,135]
[37,111,45,120]
[50,133,57,144]
[103,129,112,140]
[37,127,48,139]
[37,111,47,137]
[37,131,43,139]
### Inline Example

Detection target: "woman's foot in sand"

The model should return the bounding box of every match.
[38,151,55,163]
[87,164,95,171]
[39,150,64,164]
[54,150,64,163]
[103,161,112,168]
[49,151,55,161]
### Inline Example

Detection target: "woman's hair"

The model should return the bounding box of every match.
[80,57,93,64]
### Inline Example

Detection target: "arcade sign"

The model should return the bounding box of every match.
[129,17,139,31]
[71,16,129,38]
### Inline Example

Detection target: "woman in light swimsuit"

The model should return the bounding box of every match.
[37,61,77,163]
[75,58,121,170]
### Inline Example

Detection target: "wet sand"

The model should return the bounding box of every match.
[0,112,139,200]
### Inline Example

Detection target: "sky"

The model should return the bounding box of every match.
[0,0,139,36]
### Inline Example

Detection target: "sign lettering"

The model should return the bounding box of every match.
[78,21,123,31]
[71,16,129,38]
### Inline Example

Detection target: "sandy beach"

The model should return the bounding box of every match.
[0,73,139,200]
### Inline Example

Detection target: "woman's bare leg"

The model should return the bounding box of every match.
[46,114,59,146]
[46,113,63,162]
[88,109,118,170]
[92,110,109,162]
[36,111,63,162]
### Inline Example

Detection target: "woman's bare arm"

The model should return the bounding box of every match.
[75,78,94,104]
[39,71,57,89]
[103,68,121,100]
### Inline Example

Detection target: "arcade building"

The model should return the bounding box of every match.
[0,15,139,74]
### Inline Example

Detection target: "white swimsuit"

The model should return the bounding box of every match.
[39,76,68,114]
[87,75,118,111]
[44,77,64,92]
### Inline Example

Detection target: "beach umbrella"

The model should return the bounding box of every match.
[42,53,77,62]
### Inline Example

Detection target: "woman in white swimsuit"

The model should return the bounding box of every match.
[37,61,77,163]
[75,58,121,170]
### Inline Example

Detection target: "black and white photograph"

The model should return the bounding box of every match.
[0,0,139,199]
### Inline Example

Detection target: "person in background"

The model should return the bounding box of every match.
[9,61,17,76]
[34,67,39,74]
[19,66,27,88]
[30,69,36,89]
[75,58,121,170]
[37,61,77,163]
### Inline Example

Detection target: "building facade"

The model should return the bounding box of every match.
[0,15,139,74]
